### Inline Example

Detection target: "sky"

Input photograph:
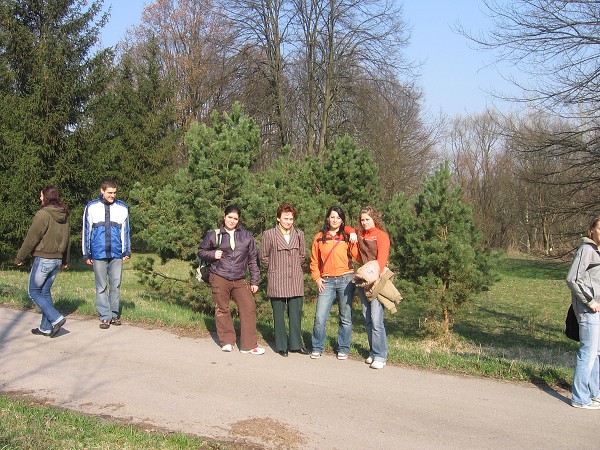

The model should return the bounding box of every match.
[99,0,517,118]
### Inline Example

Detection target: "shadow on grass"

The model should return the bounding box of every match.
[523,366,572,394]
[498,257,570,280]
[452,306,578,349]
[54,298,89,316]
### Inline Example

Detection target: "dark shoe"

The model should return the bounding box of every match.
[31,328,50,337]
[290,347,310,355]
[110,317,122,326]
[277,350,289,357]
[49,317,66,338]
[99,320,110,329]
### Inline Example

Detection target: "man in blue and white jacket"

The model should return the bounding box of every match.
[82,180,131,329]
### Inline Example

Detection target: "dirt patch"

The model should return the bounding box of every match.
[230,417,307,449]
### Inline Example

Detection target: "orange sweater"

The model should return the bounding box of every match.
[358,227,390,274]
[310,229,359,280]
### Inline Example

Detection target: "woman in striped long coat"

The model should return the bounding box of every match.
[259,203,310,357]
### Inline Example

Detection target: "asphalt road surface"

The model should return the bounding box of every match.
[0,307,596,449]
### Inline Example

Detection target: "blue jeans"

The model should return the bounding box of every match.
[572,305,600,406]
[358,287,388,362]
[93,258,123,321]
[311,274,355,354]
[28,257,64,332]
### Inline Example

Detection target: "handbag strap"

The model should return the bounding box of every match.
[319,235,343,273]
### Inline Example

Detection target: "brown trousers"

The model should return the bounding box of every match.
[209,273,258,351]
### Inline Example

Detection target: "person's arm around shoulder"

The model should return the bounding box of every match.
[344,225,357,243]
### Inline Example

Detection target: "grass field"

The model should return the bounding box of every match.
[0,253,578,447]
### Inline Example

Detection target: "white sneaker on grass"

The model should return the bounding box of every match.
[240,347,265,355]
[221,344,234,352]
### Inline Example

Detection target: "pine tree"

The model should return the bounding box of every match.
[130,102,261,261]
[82,38,181,197]
[318,135,382,223]
[387,162,496,335]
[0,0,110,253]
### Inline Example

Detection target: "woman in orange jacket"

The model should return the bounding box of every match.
[356,206,391,369]
[309,206,358,359]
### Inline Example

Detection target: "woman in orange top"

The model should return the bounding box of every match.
[356,206,391,369]
[309,206,358,359]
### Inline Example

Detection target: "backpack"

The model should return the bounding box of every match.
[196,229,221,283]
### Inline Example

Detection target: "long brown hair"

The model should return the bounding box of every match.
[41,185,70,217]
[358,206,384,232]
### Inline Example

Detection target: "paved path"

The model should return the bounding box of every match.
[0,307,596,449]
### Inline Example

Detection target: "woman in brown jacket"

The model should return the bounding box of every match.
[15,185,70,337]
[259,203,309,357]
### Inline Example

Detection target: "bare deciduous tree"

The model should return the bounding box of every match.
[464,0,600,122]
[352,77,438,198]
[131,0,237,126]
[291,0,411,155]
[221,0,293,151]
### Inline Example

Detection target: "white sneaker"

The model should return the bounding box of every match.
[337,353,348,360]
[221,344,234,352]
[370,360,386,369]
[240,347,265,355]
[572,401,600,410]
[310,352,321,359]
[365,356,373,364]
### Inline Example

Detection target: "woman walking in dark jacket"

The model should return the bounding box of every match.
[15,185,71,337]
[198,205,265,355]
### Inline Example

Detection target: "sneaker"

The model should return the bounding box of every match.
[592,395,600,403]
[337,353,348,360]
[49,317,66,338]
[310,352,322,359]
[221,344,234,352]
[31,327,50,336]
[571,401,600,410]
[240,347,265,355]
[365,356,373,364]
[370,360,386,369]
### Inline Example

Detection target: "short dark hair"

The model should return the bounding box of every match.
[101,180,117,190]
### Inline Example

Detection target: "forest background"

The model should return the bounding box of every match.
[2,0,600,332]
